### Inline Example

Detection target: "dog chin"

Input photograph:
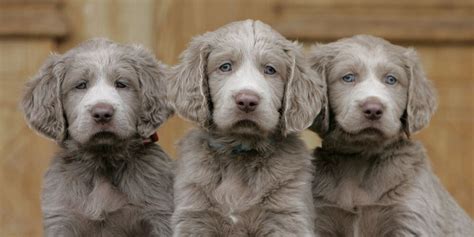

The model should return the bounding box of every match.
[228,119,266,135]
[354,127,385,136]
[349,125,402,142]
[340,118,393,137]
[86,131,121,146]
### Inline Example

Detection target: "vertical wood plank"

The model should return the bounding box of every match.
[59,0,156,50]
[415,45,474,216]
[0,38,56,237]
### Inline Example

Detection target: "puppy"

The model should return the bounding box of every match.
[308,35,474,236]
[22,38,174,237]
[168,20,325,236]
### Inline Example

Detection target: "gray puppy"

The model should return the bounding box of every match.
[168,20,325,236]
[308,35,474,236]
[21,38,174,237]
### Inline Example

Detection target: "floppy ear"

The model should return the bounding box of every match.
[127,45,174,138]
[168,34,212,128]
[404,48,437,135]
[21,54,66,142]
[307,43,332,136]
[281,42,325,135]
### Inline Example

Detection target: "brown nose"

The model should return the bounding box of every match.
[234,90,260,113]
[360,98,384,120]
[91,103,114,123]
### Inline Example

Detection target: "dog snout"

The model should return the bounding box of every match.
[91,103,115,123]
[360,98,384,121]
[234,90,260,113]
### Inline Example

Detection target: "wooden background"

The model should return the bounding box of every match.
[0,0,472,236]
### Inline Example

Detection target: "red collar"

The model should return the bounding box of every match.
[143,132,159,145]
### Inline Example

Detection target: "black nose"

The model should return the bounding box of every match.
[360,98,384,120]
[91,103,114,123]
[234,90,260,113]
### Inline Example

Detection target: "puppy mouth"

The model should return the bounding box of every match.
[87,131,121,145]
[94,122,114,130]
[355,127,385,136]
[228,119,264,135]
[339,119,386,136]
[233,119,259,128]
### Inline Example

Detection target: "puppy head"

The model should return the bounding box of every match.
[169,20,323,137]
[309,35,437,139]
[21,38,173,146]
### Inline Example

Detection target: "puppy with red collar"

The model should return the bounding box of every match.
[22,38,174,237]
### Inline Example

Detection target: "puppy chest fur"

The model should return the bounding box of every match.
[172,130,315,236]
[42,145,175,237]
[313,140,427,236]
[83,176,128,220]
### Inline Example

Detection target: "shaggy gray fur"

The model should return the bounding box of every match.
[308,35,473,236]
[169,20,324,236]
[21,38,174,237]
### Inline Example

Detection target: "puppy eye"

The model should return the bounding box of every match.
[264,65,277,75]
[75,81,87,90]
[219,63,232,72]
[385,75,397,85]
[342,74,356,83]
[115,81,128,89]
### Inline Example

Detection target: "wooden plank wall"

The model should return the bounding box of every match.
[0,1,66,236]
[0,0,472,236]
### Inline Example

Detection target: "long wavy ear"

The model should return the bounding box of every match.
[281,41,325,136]
[127,45,174,138]
[403,48,437,135]
[307,43,332,136]
[168,34,212,128]
[21,54,66,142]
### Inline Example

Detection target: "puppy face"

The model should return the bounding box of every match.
[61,50,141,144]
[309,35,437,139]
[22,38,173,145]
[327,43,409,137]
[206,31,287,134]
[169,20,324,137]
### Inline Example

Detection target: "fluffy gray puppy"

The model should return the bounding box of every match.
[21,38,174,237]
[168,20,325,236]
[308,35,474,237]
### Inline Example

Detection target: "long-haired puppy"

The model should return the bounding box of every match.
[21,39,174,236]
[308,35,473,236]
[168,20,325,236]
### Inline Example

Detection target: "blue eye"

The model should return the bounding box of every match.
[264,65,276,75]
[219,63,232,72]
[385,75,397,85]
[75,81,87,89]
[115,81,127,88]
[342,74,356,83]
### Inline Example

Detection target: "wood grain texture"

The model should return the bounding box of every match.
[0,0,60,4]
[0,39,57,237]
[274,4,474,42]
[0,2,67,37]
[414,45,474,217]
[58,0,156,51]
[277,0,474,8]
